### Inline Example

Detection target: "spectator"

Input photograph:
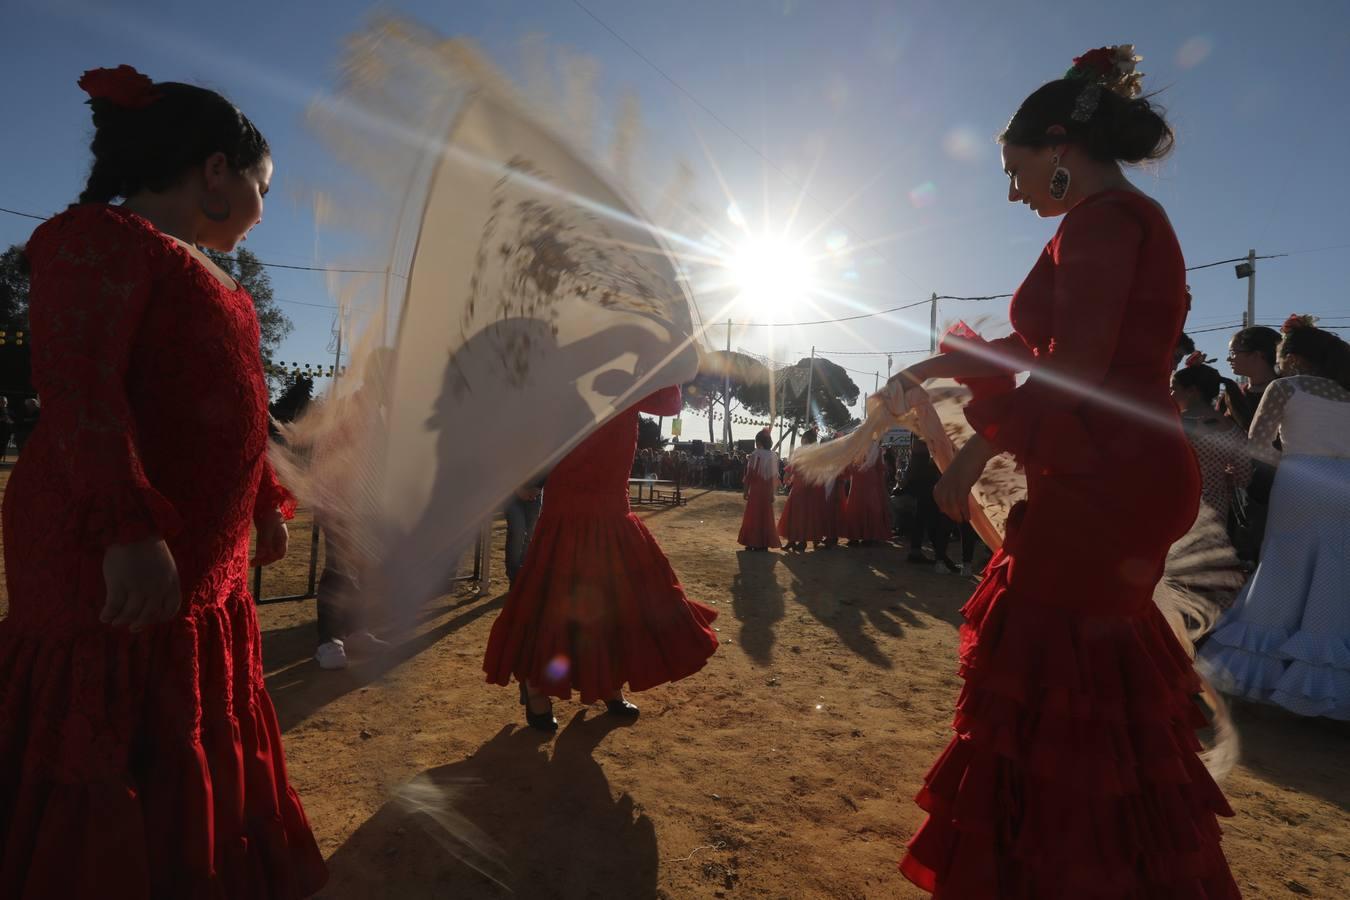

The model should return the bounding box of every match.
[12,398,39,453]
[0,397,12,462]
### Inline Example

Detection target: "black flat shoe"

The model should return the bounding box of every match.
[605,698,640,718]
[519,682,558,732]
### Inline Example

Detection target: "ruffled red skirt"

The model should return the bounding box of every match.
[738,473,781,548]
[899,505,1238,898]
[777,479,827,543]
[841,467,891,542]
[0,590,327,899]
[483,493,720,703]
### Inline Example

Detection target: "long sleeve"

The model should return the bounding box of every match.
[27,215,182,548]
[964,199,1143,467]
[254,454,298,523]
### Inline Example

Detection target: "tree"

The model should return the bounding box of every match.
[637,415,668,450]
[740,355,859,437]
[681,350,772,446]
[205,246,293,389]
[0,245,33,398]
[269,373,314,425]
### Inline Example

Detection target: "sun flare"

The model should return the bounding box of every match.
[728,234,817,323]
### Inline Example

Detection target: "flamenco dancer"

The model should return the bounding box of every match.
[0,67,326,896]
[885,46,1238,896]
[777,427,828,552]
[1200,318,1350,719]
[840,444,892,546]
[483,387,720,731]
[738,428,781,551]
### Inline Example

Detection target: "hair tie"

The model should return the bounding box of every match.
[1282,313,1318,334]
[1183,351,1214,368]
[78,65,160,109]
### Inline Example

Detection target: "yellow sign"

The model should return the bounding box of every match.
[671,418,682,437]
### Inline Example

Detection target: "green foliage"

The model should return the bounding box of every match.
[637,415,669,450]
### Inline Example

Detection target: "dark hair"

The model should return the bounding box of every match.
[1280,325,1350,389]
[1230,326,1281,368]
[79,81,268,205]
[1172,362,1240,404]
[755,430,773,450]
[1000,79,1173,164]
[800,428,818,446]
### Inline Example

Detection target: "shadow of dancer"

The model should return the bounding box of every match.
[322,712,659,899]
[375,316,691,623]
[730,550,785,666]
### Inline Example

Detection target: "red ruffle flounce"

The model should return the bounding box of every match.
[483,499,720,703]
[0,591,327,899]
[777,479,827,543]
[841,466,891,542]
[898,550,1239,898]
[739,474,781,548]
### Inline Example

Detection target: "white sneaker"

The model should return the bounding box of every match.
[315,639,349,670]
[344,630,390,656]
[934,561,953,575]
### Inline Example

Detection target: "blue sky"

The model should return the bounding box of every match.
[4,0,1348,438]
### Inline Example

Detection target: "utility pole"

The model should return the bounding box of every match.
[886,353,893,382]
[803,346,816,432]
[929,292,938,352]
[1246,248,1256,329]
[724,319,732,448]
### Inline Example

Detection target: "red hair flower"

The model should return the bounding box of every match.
[1281,313,1318,334]
[78,65,160,109]
[1069,48,1116,80]
[1183,351,1214,368]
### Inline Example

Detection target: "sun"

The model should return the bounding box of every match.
[728,234,818,323]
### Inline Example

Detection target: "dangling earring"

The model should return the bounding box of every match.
[201,192,232,222]
[1048,154,1071,201]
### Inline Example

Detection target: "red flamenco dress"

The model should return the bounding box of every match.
[483,387,720,703]
[840,451,891,542]
[737,449,781,549]
[899,191,1237,897]
[776,457,827,546]
[0,206,327,899]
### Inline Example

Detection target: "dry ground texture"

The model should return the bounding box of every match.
[1,464,1347,898]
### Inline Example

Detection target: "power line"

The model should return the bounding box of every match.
[1185,254,1287,273]
[0,206,45,222]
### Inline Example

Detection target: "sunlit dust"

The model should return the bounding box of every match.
[728,234,819,322]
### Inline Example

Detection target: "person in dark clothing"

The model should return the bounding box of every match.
[897,440,941,563]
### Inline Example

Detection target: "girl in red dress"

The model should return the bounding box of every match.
[482,387,720,731]
[777,427,827,551]
[738,428,781,551]
[0,67,326,897]
[889,47,1238,897]
[840,446,892,544]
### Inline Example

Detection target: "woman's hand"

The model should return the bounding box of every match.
[102,537,181,632]
[252,507,289,567]
[933,434,995,522]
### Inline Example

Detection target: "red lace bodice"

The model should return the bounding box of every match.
[4,205,293,633]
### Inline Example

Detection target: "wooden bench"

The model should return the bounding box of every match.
[628,478,684,506]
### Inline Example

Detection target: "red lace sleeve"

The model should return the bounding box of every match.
[964,198,1143,466]
[254,452,298,522]
[26,210,182,547]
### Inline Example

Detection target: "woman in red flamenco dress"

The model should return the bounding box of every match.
[777,427,828,552]
[839,447,892,545]
[887,47,1238,897]
[738,429,781,551]
[483,386,720,731]
[0,68,325,897]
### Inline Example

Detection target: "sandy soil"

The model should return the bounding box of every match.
[2,467,1348,898]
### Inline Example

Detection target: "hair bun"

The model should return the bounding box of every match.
[1065,45,1144,99]
[1282,313,1319,334]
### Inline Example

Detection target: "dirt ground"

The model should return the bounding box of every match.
[2,467,1349,898]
